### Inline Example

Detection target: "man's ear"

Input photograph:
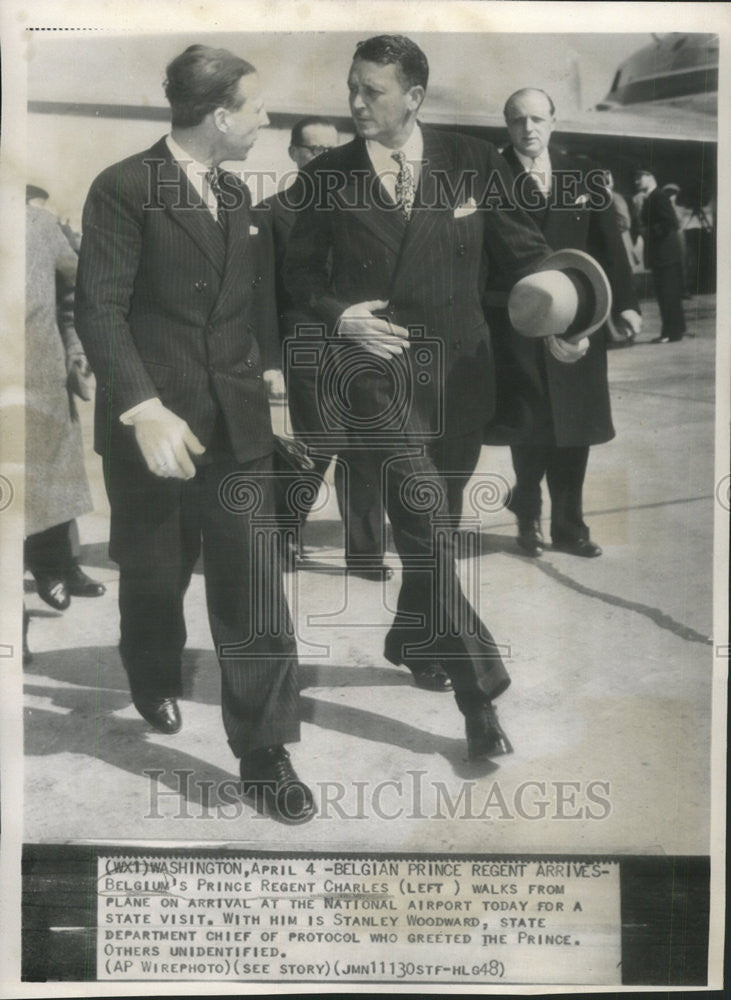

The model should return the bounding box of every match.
[407,85,425,113]
[212,107,229,133]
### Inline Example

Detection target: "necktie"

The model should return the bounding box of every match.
[529,158,549,197]
[206,168,227,231]
[391,151,416,220]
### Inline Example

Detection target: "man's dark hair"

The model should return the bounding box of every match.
[353,34,429,91]
[290,116,337,148]
[26,184,49,203]
[503,87,556,121]
[164,45,256,128]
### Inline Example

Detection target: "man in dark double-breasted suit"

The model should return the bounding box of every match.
[76,45,314,823]
[284,36,596,760]
[484,88,641,559]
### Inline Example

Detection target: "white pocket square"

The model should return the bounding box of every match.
[454,198,477,219]
[249,225,259,235]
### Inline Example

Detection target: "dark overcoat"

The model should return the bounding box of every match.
[484,146,639,447]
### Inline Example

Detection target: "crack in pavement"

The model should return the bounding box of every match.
[530,559,712,646]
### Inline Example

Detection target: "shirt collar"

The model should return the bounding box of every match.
[514,147,552,175]
[165,134,212,177]
[366,124,424,175]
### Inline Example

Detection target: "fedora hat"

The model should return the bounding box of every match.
[508,249,612,343]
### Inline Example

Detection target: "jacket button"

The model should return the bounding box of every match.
[195,280,207,291]
[453,339,462,349]
[457,244,466,256]
[246,359,255,367]
[251,275,262,287]
[447,295,454,305]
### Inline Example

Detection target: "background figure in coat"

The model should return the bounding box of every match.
[25,198,106,614]
[284,36,591,760]
[634,169,687,343]
[261,117,390,580]
[484,88,641,558]
[75,45,313,823]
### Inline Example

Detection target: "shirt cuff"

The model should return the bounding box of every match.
[119,397,163,425]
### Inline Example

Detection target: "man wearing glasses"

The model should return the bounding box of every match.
[263,117,393,585]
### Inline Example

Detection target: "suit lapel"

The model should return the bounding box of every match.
[389,127,453,296]
[153,142,226,276]
[214,172,250,313]
[336,139,406,256]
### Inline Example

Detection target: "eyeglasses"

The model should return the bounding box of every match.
[293,144,333,156]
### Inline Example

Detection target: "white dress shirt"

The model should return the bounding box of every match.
[165,133,220,221]
[365,125,424,204]
[515,148,552,197]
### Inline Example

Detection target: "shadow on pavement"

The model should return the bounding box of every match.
[24,646,500,791]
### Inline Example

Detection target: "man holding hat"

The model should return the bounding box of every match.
[484,87,641,558]
[284,37,612,760]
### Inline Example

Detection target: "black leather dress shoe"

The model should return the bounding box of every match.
[347,565,394,582]
[132,694,182,734]
[36,576,70,611]
[552,537,602,558]
[516,520,544,557]
[240,746,316,824]
[67,564,107,597]
[410,661,453,692]
[465,703,512,759]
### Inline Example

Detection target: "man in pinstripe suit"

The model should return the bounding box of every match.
[76,45,314,823]
[284,35,575,760]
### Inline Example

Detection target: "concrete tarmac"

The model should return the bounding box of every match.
[23,295,718,854]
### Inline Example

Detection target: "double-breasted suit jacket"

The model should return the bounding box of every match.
[284,126,551,444]
[76,137,279,469]
[75,137,299,758]
[282,126,552,707]
[484,145,639,448]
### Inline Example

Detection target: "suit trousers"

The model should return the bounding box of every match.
[278,360,386,564]
[25,520,74,578]
[652,263,686,341]
[105,454,300,757]
[510,444,591,543]
[274,447,385,565]
[353,422,508,712]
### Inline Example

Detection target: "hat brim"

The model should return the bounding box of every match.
[537,249,612,339]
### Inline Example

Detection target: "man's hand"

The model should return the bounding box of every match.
[128,401,206,479]
[263,369,286,400]
[335,299,410,359]
[619,309,642,337]
[546,335,590,364]
[67,353,94,401]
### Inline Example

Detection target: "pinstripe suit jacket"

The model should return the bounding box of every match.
[283,127,551,439]
[76,137,279,466]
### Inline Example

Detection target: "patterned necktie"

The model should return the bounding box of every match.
[206,168,227,231]
[391,150,416,220]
